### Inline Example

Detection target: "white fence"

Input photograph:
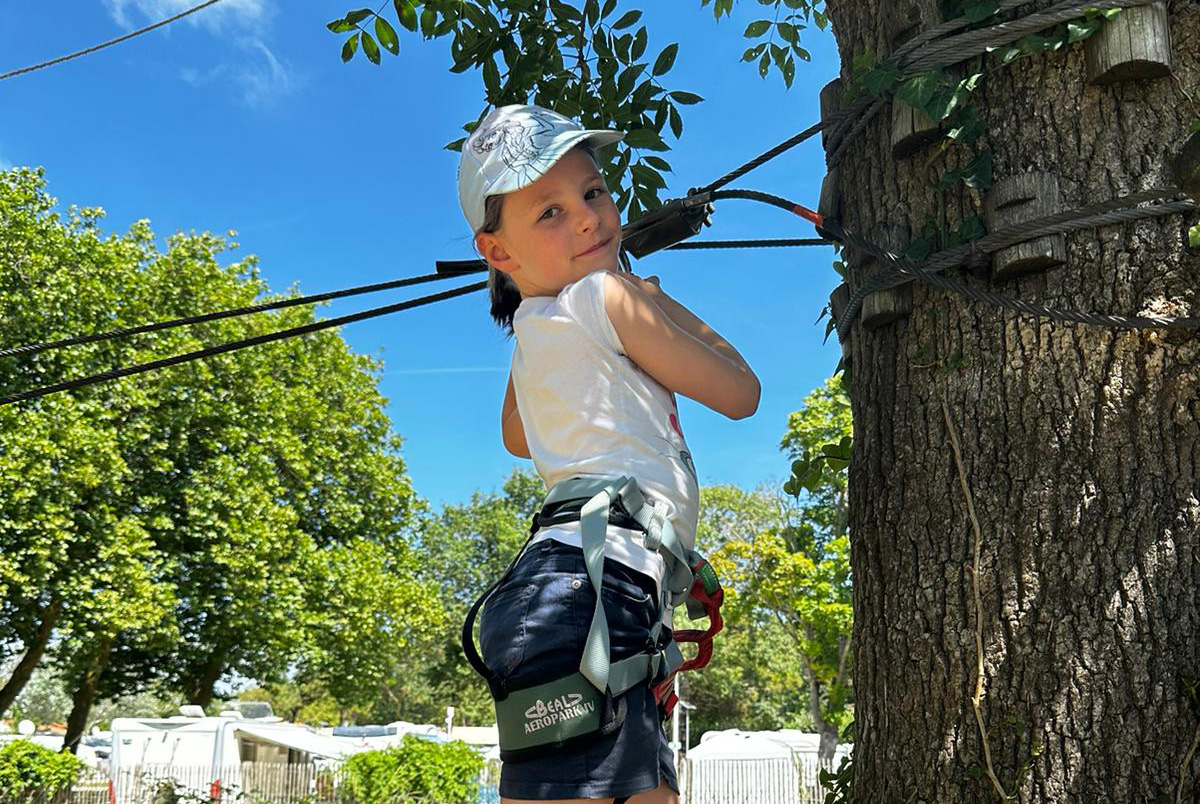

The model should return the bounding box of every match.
[679,756,835,804]
[28,756,834,804]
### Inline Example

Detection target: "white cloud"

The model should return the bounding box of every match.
[178,38,298,107]
[103,0,297,107]
[103,0,271,34]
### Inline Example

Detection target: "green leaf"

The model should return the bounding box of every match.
[623,128,664,150]
[963,0,999,23]
[632,27,648,61]
[896,70,940,113]
[361,31,381,64]
[1189,223,1200,248]
[1067,18,1102,44]
[642,155,672,171]
[613,10,642,29]
[631,163,666,190]
[345,8,372,25]
[483,57,501,95]
[1189,121,1200,134]
[375,17,399,56]
[652,43,679,76]
[601,0,617,18]
[744,20,771,38]
[394,0,417,32]
[758,51,770,78]
[742,43,768,63]
[668,104,683,139]
[419,7,436,37]
[862,63,902,97]
[669,90,703,105]
[327,18,357,34]
[341,32,360,62]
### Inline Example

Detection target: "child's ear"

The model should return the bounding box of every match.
[475,232,518,276]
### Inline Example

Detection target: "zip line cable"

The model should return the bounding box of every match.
[0,0,227,82]
[6,0,1196,403]
[0,271,456,360]
[0,281,486,407]
[705,188,1200,335]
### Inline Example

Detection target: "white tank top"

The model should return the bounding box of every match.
[511,269,700,587]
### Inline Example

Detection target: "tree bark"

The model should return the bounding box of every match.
[61,635,113,755]
[187,650,227,710]
[825,1,1200,801]
[0,591,62,716]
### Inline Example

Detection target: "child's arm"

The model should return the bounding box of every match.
[604,273,760,420]
[501,370,531,459]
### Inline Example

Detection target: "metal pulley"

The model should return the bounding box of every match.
[620,191,714,259]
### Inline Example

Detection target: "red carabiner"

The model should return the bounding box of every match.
[654,558,725,718]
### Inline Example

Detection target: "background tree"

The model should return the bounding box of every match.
[0,168,429,750]
[701,378,853,761]
[332,1,1200,799]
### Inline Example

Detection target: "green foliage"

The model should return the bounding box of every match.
[0,740,85,799]
[714,0,827,88]
[0,167,425,731]
[781,376,852,506]
[686,485,819,735]
[1189,223,1200,249]
[818,751,855,804]
[327,1,707,220]
[987,8,1120,65]
[340,736,483,804]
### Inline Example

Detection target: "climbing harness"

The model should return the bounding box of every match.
[461,475,723,762]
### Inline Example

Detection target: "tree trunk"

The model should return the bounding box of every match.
[61,635,113,755]
[0,591,62,716]
[187,650,226,710]
[826,1,1200,801]
[804,626,843,763]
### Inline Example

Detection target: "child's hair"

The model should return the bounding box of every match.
[481,142,625,336]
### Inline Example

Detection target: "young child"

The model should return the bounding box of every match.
[458,104,760,804]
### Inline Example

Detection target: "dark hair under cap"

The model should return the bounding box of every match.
[479,194,522,336]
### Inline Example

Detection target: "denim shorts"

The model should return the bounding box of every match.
[478,538,679,801]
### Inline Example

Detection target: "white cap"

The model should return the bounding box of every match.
[457,104,624,232]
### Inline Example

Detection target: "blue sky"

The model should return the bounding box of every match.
[0,1,843,508]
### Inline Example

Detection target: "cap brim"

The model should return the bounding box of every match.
[481,128,625,199]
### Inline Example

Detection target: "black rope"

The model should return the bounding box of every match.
[697,121,825,195]
[0,0,226,82]
[0,271,458,360]
[701,189,1200,336]
[665,238,826,250]
[0,281,486,407]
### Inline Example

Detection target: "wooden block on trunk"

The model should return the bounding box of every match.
[820,78,843,152]
[885,1,937,51]
[818,169,841,237]
[984,173,1068,281]
[1085,3,1172,85]
[892,102,941,159]
[849,224,913,329]
[886,1,944,158]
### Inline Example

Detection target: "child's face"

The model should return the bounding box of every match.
[476,148,622,297]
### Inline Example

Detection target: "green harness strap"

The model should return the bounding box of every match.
[485,476,701,755]
[544,476,693,695]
